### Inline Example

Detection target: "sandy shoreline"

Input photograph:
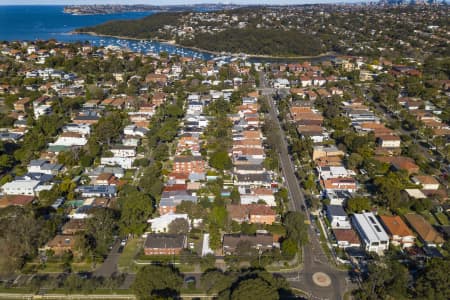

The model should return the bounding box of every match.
[74,31,337,60]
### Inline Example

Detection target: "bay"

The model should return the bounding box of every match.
[0,5,215,60]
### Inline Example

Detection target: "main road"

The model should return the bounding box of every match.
[259,72,350,300]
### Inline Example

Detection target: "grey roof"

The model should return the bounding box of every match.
[144,234,186,249]
[41,163,63,171]
[235,164,264,171]
[29,159,47,166]
[223,233,273,250]
[235,173,271,183]
[326,205,348,217]
[16,172,54,183]
[76,185,116,196]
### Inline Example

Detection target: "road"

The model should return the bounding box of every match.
[259,72,350,300]
[93,240,121,277]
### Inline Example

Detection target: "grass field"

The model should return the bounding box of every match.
[118,238,142,272]
[434,212,449,225]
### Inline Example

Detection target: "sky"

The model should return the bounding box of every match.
[0,0,366,5]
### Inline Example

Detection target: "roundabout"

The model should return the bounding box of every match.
[312,272,332,287]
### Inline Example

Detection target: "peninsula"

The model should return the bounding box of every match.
[76,4,449,58]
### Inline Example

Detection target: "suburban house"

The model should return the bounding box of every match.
[41,235,77,256]
[227,204,277,224]
[159,189,197,215]
[75,185,117,198]
[391,157,420,175]
[321,177,357,193]
[379,215,415,248]
[50,132,88,147]
[222,233,274,255]
[352,212,390,253]
[0,195,35,208]
[332,229,361,248]
[62,219,86,235]
[404,213,444,247]
[14,97,33,112]
[312,146,345,161]
[325,205,352,229]
[28,159,63,175]
[234,173,272,188]
[238,186,276,206]
[173,156,205,173]
[110,145,137,157]
[144,234,187,255]
[377,135,401,148]
[317,166,355,180]
[412,175,440,190]
[1,180,41,196]
[147,213,190,233]
[100,157,135,169]
[324,190,352,206]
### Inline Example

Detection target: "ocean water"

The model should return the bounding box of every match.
[0,5,214,60]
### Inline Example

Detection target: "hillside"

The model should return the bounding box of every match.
[77,12,184,41]
[77,5,449,59]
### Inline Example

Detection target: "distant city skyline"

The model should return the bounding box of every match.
[0,0,369,6]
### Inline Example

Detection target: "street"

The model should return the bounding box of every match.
[259,72,350,300]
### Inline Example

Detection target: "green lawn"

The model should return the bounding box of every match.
[72,262,93,272]
[118,238,142,272]
[434,212,449,225]
[420,210,438,225]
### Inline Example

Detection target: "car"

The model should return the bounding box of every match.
[120,239,127,246]
[184,276,196,285]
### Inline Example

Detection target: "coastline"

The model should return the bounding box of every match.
[74,31,338,61]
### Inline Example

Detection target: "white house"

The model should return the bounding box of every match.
[239,187,276,206]
[28,159,63,175]
[1,180,41,196]
[317,166,355,180]
[187,101,203,114]
[63,123,91,136]
[412,175,440,190]
[147,213,190,233]
[100,157,135,169]
[378,135,401,148]
[123,125,148,137]
[352,212,389,254]
[110,145,136,158]
[51,132,87,147]
[325,205,351,229]
[273,78,290,89]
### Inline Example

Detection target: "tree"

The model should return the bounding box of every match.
[85,208,117,257]
[346,197,371,213]
[281,238,298,258]
[118,185,154,235]
[210,205,228,229]
[230,277,279,300]
[131,265,183,300]
[356,259,409,300]
[374,172,405,209]
[209,151,232,171]
[168,218,190,234]
[283,212,308,245]
[201,269,234,294]
[176,201,206,219]
[347,153,363,169]
[415,258,450,300]
[0,207,48,274]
